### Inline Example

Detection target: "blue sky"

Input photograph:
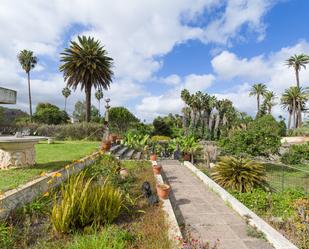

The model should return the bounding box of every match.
[1,0,309,121]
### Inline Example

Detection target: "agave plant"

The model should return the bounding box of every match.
[211,156,268,193]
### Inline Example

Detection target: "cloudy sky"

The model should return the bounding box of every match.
[1,0,309,121]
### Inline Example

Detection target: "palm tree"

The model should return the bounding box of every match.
[281,87,308,128]
[17,50,37,118]
[62,86,71,112]
[60,36,113,122]
[286,54,309,127]
[95,89,103,116]
[263,91,276,114]
[286,54,309,88]
[249,83,267,115]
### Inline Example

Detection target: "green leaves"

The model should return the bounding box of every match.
[212,156,268,193]
[51,171,123,234]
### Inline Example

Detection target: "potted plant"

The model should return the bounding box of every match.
[119,168,129,179]
[156,184,171,199]
[101,140,111,151]
[108,134,118,143]
[149,142,157,161]
[152,164,162,174]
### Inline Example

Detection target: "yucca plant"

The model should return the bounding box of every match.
[211,156,268,193]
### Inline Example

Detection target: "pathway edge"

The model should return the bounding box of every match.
[183,161,298,249]
[153,161,183,249]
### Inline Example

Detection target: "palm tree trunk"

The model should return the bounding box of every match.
[64,97,67,112]
[287,109,292,130]
[27,72,33,119]
[85,85,92,122]
[257,94,260,115]
[98,99,101,117]
[293,99,296,128]
[295,69,302,128]
[295,69,300,88]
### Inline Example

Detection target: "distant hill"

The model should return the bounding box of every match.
[0,106,29,125]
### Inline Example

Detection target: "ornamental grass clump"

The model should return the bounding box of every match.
[51,171,122,234]
[212,156,268,193]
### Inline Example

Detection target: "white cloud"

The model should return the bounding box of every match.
[0,0,279,118]
[184,74,215,92]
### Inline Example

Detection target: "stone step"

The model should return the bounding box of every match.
[124,149,135,159]
[114,146,129,159]
[134,151,142,160]
[110,144,122,154]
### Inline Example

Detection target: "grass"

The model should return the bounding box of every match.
[0,141,99,192]
[1,156,172,249]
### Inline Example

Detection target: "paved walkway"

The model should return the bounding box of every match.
[160,160,273,249]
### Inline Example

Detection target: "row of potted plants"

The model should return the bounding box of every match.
[150,156,171,200]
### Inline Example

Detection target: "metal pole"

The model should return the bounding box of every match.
[104,98,110,140]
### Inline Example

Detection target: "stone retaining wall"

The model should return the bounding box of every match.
[0,151,102,219]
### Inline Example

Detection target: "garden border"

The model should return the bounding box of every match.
[0,150,102,220]
[183,161,298,249]
[152,160,183,249]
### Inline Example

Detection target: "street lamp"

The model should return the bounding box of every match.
[104,98,111,138]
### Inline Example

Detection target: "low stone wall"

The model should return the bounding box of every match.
[184,161,298,249]
[152,160,182,249]
[0,151,102,220]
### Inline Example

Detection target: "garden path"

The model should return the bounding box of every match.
[160,160,274,249]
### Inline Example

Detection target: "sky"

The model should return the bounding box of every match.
[0,0,309,122]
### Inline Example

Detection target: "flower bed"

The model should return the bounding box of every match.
[0,156,172,249]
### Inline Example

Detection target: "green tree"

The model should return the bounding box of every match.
[95,89,104,116]
[286,54,309,127]
[62,86,71,112]
[220,115,281,156]
[109,107,139,134]
[60,36,113,122]
[249,83,267,116]
[281,87,308,129]
[262,91,276,115]
[153,117,173,137]
[33,103,69,125]
[17,50,37,118]
[73,100,100,122]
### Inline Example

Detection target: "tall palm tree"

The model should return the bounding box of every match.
[62,86,71,112]
[17,50,37,118]
[286,54,309,127]
[249,83,267,115]
[95,89,103,116]
[60,36,113,122]
[263,91,276,114]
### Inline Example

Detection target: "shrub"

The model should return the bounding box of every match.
[281,142,309,165]
[212,156,268,193]
[0,222,13,249]
[33,103,69,125]
[151,135,171,142]
[109,107,140,135]
[51,171,123,234]
[3,123,105,140]
[219,115,281,157]
[233,188,305,219]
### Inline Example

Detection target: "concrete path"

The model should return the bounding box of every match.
[160,160,273,249]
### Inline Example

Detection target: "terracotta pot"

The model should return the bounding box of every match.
[152,165,162,175]
[150,154,157,161]
[101,140,111,151]
[119,168,129,179]
[183,153,191,161]
[156,184,171,199]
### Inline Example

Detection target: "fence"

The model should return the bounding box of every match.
[263,162,309,194]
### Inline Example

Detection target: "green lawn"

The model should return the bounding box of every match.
[0,141,99,192]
